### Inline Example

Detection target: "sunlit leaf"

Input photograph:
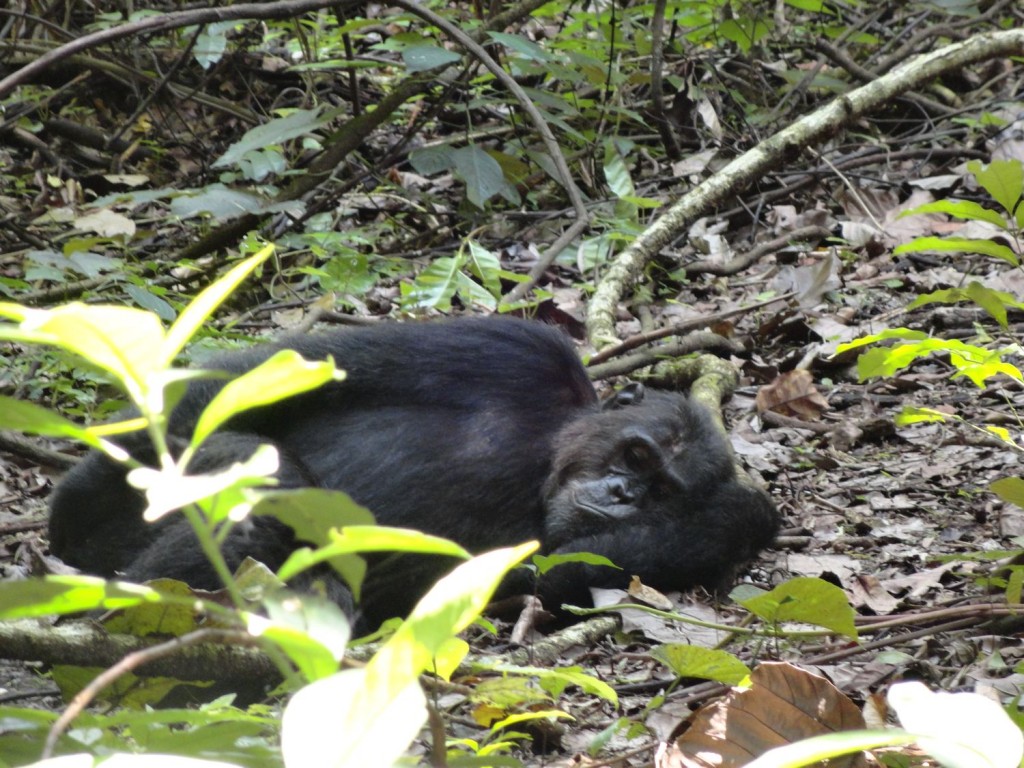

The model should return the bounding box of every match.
[192,349,343,448]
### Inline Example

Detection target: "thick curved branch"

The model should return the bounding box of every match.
[0,0,357,98]
[585,29,1024,348]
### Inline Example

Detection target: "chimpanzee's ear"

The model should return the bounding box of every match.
[602,382,645,410]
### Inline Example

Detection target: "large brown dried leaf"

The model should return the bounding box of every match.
[755,370,829,420]
[659,662,866,768]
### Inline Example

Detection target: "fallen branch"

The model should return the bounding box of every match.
[585,29,1024,347]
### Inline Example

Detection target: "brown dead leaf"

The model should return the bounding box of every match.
[659,662,866,768]
[629,575,675,611]
[755,370,829,420]
[848,574,900,614]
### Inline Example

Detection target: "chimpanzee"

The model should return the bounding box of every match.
[48,317,778,629]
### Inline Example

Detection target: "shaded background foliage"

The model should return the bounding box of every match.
[2,0,1024,766]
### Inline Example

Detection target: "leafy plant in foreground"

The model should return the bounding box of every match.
[836,159,1024,525]
[0,244,537,767]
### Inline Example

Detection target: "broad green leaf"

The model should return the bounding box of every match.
[213,109,326,169]
[192,349,343,448]
[169,185,266,221]
[162,245,275,365]
[431,635,470,681]
[369,544,538,693]
[968,159,1024,217]
[889,681,1023,768]
[409,145,455,175]
[403,255,461,309]
[125,283,176,321]
[0,576,166,618]
[603,138,636,200]
[130,444,279,522]
[401,44,461,72]
[248,617,340,683]
[835,327,928,353]
[895,406,950,426]
[466,241,502,298]
[104,578,206,637]
[907,281,1024,327]
[492,710,574,730]
[532,551,619,575]
[986,425,1014,445]
[739,576,857,639]
[899,199,1008,228]
[0,396,103,448]
[893,236,1019,266]
[484,663,617,704]
[193,21,232,70]
[254,488,378,598]
[0,303,165,397]
[948,351,1022,387]
[263,587,351,666]
[845,334,1021,385]
[651,645,751,685]
[744,730,918,768]
[456,272,498,310]
[991,477,1024,510]
[277,524,469,599]
[252,488,376,546]
[452,145,506,209]
[488,32,553,62]
[282,668,427,768]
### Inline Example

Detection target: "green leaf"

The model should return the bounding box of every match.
[603,138,636,200]
[738,576,858,638]
[835,327,928,353]
[456,271,498,310]
[130,443,279,522]
[375,543,538,683]
[402,44,461,72]
[282,668,427,768]
[893,236,1019,266]
[0,576,167,618]
[744,730,919,768]
[403,255,462,309]
[485,663,617,704]
[651,645,751,685]
[466,241,502,298]
[193,21,231,69]
[277,523,470,599]
[889,681,1024,768]
[0,303,166,398]
[249,616,343,683]
[213,109,327,169]
[899,199,1008,228]
[906,281,1024,328]
[0,395,104,448]
[991,477,1024,510]
[253,488,377,597]
[253,488,376,547]
[192,349,343,449]
[162,244,275,366]
[452,145,506,209]
[125,283,176,322]
[409,145,455,175]
[169,184,266,221]
[487,32,553,62]
[967,159,1024,217]
[531,551,619,575]
[895,406,951,426]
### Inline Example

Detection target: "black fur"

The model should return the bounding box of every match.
[48,317,778,628]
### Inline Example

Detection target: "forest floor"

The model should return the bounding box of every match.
[4,221,1024,763]
[2,4,1024,765]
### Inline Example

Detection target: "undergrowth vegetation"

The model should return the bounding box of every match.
[2,0,1024,766]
